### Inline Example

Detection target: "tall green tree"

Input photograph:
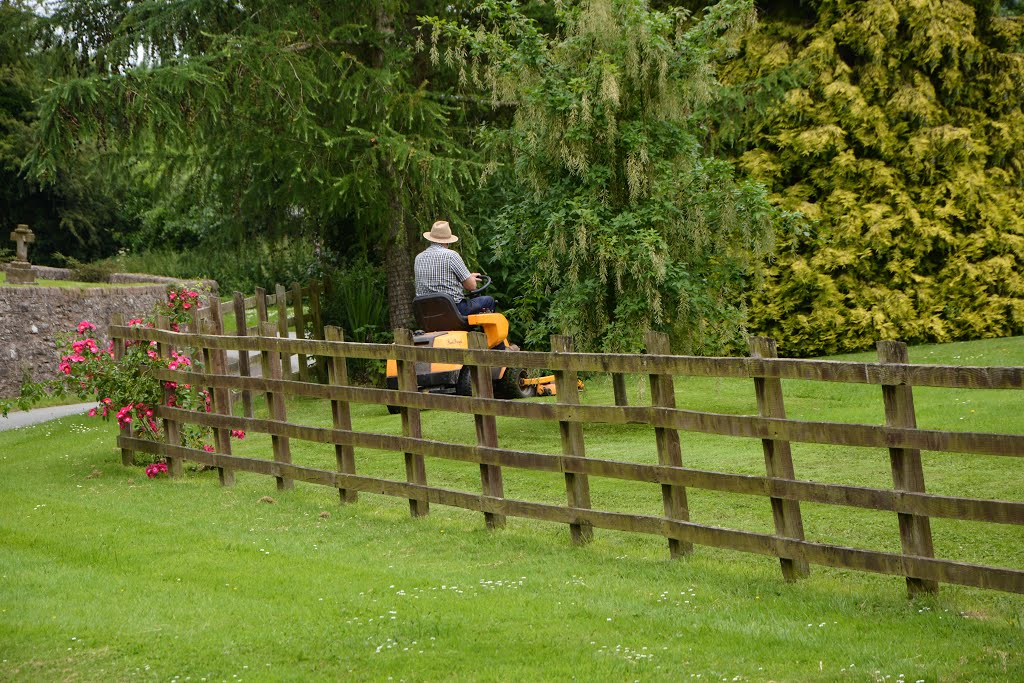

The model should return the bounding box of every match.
[1,1,135,265]
[29,1,476,327]
[714,0,1024,355]
[424,0,782,353]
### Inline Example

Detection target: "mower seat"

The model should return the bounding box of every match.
[413,293,471,332]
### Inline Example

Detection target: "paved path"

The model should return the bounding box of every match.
[0,402,95,432]
[225,330,301,376]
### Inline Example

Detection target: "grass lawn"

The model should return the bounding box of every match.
[0,272,155,288]
[2,336,1023,681]
[216,296,283,335]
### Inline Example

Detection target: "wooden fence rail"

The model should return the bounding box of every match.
[192,278,327,409]
[109,320,1024,596]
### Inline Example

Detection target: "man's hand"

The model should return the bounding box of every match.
[462,272,480,292]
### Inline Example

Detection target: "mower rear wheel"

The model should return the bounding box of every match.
[455,368,473,396]
[495,368,534,399]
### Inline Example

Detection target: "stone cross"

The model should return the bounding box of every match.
[10,224,34,263]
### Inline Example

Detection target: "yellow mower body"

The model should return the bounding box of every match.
[385,298,532,409]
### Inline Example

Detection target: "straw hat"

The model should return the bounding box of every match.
[423,220,459,244]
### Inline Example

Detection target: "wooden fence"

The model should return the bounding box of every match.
[193,280,327,415]
[109,318,1024,596]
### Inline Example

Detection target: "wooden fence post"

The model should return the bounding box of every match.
[187,303,202,334]
[155,315,182,478]
[308,280,325,381]
[260,321,293,490]
[254,286,268,380]
[394,328,429,517]
[110,312,135,466]
[612,374,629,407]
[645,331,692,558]
[275,283,291,379]
[469,331,506,529]
[255,286,269,326]
[878,340,938,596]
[325,326,357,504]
[552,335,593,544]
[749,336,810,581]
[292,281,309,382]
[202,314,235,487]
[232,291,254,418]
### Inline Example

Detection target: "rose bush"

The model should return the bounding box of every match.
[2,286,244,467]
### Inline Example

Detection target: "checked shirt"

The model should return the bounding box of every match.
[414,243,472,303]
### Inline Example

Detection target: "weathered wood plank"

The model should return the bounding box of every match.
[254,286,268,378]
[149,405,1024,525]
[232,291,255,418]
[148,364,1024,459]
[469,331,505,529]
[553,335,593,545]
[260,321,293,490]
[308,280,325,380]
[325,326,357,504]
[109,312,134,467]
[612,373,628,407]
[204,308,235,487]
[255,287,269,324]
[155,314,182,477]
[275,284,292,380]
[879,341,938,596]
[120,435,1024,594]
[645,331,691,558]
[112,324,1024,390]
[291,282,309,382]
[749,336,809,581]
[395,328,429,517]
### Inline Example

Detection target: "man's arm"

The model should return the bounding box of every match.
[450,252,476,291]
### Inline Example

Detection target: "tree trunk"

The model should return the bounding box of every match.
[374,7,415,332]
[386,190,416,331]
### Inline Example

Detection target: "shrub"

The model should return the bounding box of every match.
[57,255,115,283]
[321,257,389,384]
[1,287,245,466]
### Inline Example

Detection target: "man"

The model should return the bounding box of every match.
[414,220,496,316]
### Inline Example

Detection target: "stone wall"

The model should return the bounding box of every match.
[0,275,217,398]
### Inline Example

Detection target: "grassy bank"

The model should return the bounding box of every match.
[0,272,154,288]
[1,336,1023,681]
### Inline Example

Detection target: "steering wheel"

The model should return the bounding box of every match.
[470,274,492,296]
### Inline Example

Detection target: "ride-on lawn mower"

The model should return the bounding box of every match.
[385,276,546,413]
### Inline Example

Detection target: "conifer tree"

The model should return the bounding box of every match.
[1,1,133,264]
[28,1,474,328]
